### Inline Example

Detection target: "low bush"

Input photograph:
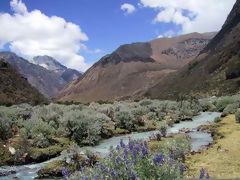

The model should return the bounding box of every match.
[235,109,240,123]
[215,96,235,112]
[139,99,153,106]
[223,103,239,115]
[22,117,56,147]
[0,116,12,140]
[146,112,158,121]
[59,109,109,146]
[114,111,137,131]
[214,117,222,123]
[199,100,217,112]
[158,122,168,137]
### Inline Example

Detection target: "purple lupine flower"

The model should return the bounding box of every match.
[116,145,120,151]
[168,153,175,165]
[144,141,148,149]
[111,170,117,177]
[82,176,88,180]
[153,153,164,165]
[79,166,85,172]
[141,146,148,157]
[206,173,210,179]
[109,152,113,158]
[98,163,109,173]
[199,168,206,179]
[120,139,126,148]
[61,167,70,179]
[131,149,137,160]
[124,153,129,164]
[135,143,141,152]
[168,158,175,165]
[179,164,186,175]
[130,170,138,180]
[169,153,174,160]
[128,140,134,151]
[115,156,121,164]
[93,175,99,180]
[124,147,128,155]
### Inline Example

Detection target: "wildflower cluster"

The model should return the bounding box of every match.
[199,168,210,179]
[69,139,185,179]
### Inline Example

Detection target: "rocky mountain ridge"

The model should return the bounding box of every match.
[58,32,216,103]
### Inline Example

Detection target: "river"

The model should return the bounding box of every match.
[0,112,221,180]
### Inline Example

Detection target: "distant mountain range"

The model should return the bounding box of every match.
[0,52,82,98]
[58,32,216,103]
[32,55,81,82]
[0,60,46,105]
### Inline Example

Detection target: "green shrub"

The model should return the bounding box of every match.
[214,117,221,123]
[146,112,158,121]
[114,111,137,131]
[199,100,216,112]
[215,96,235,112]
[131,106,148,117]
[59,109,109,146]
[32,133,52,148]
[158,122,168,137]
[170,135,191,160]
[0,104,32,122]
[223,103,239,115]
[23,117,56,147]
[235,110,240,123]
[0,116,12,140]
[139,99,153,106]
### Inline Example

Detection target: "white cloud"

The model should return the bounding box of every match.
[10,0,27,14]
[121,3,136,15]
[0,0,90,71]
[140,0,236,34]
[157,30,177,38]
[81,45,104,54]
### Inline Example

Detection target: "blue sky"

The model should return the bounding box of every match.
[0,0,236,71]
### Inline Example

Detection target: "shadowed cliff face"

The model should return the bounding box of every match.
[0,60,46,105]
[147,0,240,99]
[58,32,215,103]
[95,43,154,67]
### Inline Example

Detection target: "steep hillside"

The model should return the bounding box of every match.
[0,60,46,105]
[0,52,81,98]
[58,32,215,103]
[147,0,240,99]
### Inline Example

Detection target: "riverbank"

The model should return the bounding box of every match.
[186,115,240,179]
[0,137,72,167]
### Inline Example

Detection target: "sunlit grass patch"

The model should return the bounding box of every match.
[186,115,240,179]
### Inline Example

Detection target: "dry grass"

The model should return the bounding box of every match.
[186,115,240,179]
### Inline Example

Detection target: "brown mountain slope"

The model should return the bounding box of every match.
[58,32,215,103]
[146,0,240,99]
[0,60,46,105]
